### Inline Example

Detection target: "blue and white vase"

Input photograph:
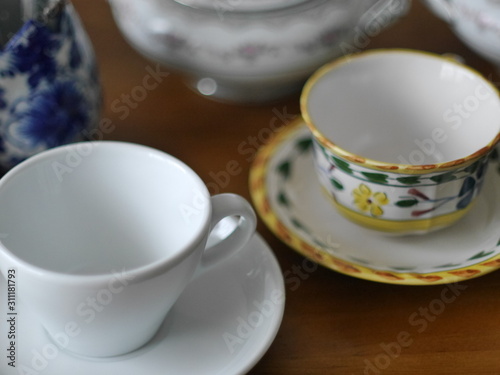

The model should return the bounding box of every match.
[0,1,101,171]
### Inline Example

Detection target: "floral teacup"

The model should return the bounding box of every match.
[301,49,500,234]
[0,1,101,171]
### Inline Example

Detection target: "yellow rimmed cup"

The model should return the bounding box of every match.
[300,49,500,235]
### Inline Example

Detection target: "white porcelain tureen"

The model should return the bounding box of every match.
[108,0,410,103]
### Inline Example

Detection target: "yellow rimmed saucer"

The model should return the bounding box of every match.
[249,118,500,285]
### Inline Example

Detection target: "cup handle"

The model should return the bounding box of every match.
[198,193,257,274]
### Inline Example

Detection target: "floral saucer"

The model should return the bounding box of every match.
[0,226,285,374]
[249,119,500,285]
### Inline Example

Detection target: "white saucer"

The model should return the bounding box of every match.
[0,223,285,374]
[250,119,500,285]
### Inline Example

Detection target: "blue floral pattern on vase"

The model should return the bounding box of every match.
[6,81,90,149]
[0,3,101,170]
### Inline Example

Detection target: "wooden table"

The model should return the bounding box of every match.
[72,1,500,373]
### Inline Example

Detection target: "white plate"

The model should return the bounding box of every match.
[250,119,500,285]
[0,224,285,374]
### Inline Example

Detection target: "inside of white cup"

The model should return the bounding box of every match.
[306,51,500,165]
[0,143,209,275]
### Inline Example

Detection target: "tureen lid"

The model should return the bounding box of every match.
[173,0,308,12]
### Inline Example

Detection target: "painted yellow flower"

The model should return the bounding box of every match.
[352,184,389,217]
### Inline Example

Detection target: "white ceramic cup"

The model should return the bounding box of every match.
[0,141,256,357]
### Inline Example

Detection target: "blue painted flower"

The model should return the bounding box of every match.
[1,22,60,88]
[6,80,90,149]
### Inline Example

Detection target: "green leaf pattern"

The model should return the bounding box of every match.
[315,140,491,188]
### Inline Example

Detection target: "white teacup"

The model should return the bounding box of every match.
[0,141,256,357]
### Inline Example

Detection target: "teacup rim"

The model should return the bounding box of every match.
[0,141,212,285]
[300,48,500,175]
